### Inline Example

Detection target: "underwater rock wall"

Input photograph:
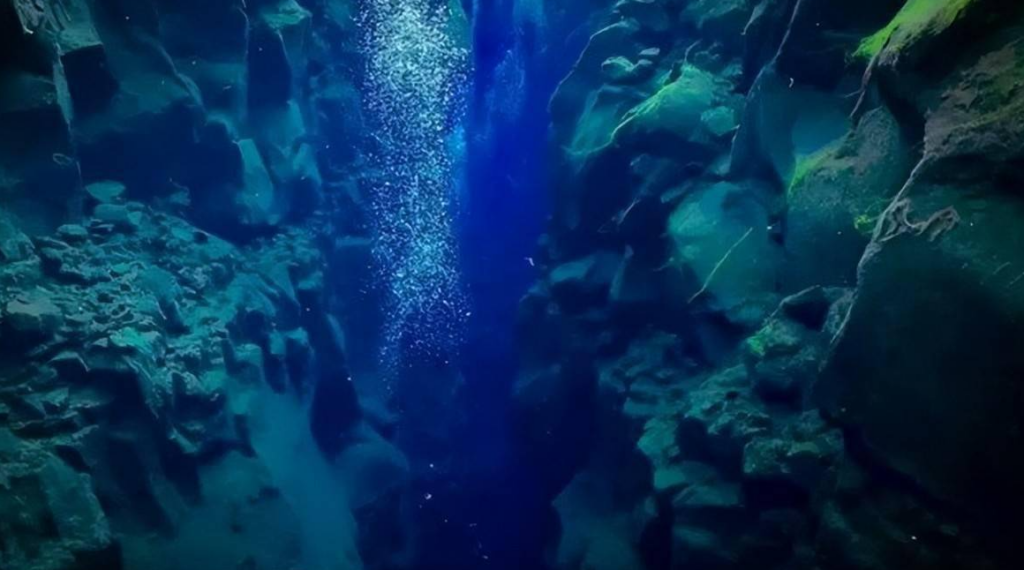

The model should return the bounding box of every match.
[0,0,370,237]
[0,1,412,569]
[517,0,1024,569]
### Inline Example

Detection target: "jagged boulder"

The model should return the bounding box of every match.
[743,286,850,404]
[817,171,1024,519]
[855,0,988,68]
[666,181,781,324]
[550,18,645,147]
[156,0,249,119]
[0,213,36,263]
[678,366,772,469]
[0,50,79,228]
[85,181,127,207]
[2,288,63,346]
[816,33,1024,522]
[548,251,622,313]
[924,34,1024,166]
[744,318,816,402]
[680,0,759,53]
[613,65,740,162]
[741,412,843,494]
[602,56,656,84]
[54,0,119,117]
[614,0,671,34]
[551,470,651,570]
[784,106,913,292]
[232,139,283,228]
[0,441,119,570]
[729,64,851,185]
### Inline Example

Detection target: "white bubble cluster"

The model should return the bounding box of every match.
[360,0,470,363]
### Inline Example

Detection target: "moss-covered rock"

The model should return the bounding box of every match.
[784,106,913,292]
[854,0,978,62]
[680,0,758,48]
[729,64,851,185]
[925,36,1024,164]
[551,19,645,149]
[613,65,740,161]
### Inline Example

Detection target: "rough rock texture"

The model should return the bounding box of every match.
[0,0,367,238]
[0,205,381,570]
[517,0,1024,569]
[0,1,411,569]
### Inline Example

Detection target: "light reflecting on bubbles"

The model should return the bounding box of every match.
[360,0,470,366]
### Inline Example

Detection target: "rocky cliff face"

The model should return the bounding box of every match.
[0,1,410,570]
[517,0,1024,568]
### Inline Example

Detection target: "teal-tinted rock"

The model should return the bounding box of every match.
[614,65,738,160]
[601,56,655,84]
[615,0,671,33]
[235,139,280,228]
[85,180,127,205]
[0,214,35,262]
[742,414,843,492]
[549,251,622,312]
[785,107,912,292]
[55,224,89,243]
[681,0,759,41]
[109,327,161,354]
[673,478,743,516]
[817,170,1024,519]
[39,456,112,550]
[679,366,771,465]
[667,181,781,322]
[3,290,63,341]
[229,343,268,387]
[92,203,141,232]
[700,106,738,138]
[550,19,644,149]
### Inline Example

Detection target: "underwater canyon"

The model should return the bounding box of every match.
[2,1,1024,569]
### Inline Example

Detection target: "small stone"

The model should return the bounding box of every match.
[92,203,141,232]
[172,370,222,410]
[39,456,113,549]
[85,180,127,204]
[673,477,743,517]
[549,252,621,313]
[3,290,64,340]
[700,106,738,138]
[49,351,90,383]
[602,56,635,82]
[56,224,90,243]
[0,215,36,262]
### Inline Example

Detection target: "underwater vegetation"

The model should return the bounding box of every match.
[853,0,977,60]
[2,0,1024,570]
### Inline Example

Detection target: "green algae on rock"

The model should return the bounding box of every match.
[514,1,1024,569]
[854,0,978,61]
[613,65,739,159]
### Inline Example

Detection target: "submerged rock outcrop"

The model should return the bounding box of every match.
[1,1,410,569]
[1,208,368,570]
[4,0,1024,569]
[516,0,1024,569]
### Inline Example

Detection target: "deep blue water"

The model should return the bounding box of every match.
[408,3,585,568]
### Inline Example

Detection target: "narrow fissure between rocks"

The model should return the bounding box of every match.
[3,1,1024,570]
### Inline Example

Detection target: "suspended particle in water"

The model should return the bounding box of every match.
[359,0,471,366]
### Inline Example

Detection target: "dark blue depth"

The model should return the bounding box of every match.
[407,2,587,569]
